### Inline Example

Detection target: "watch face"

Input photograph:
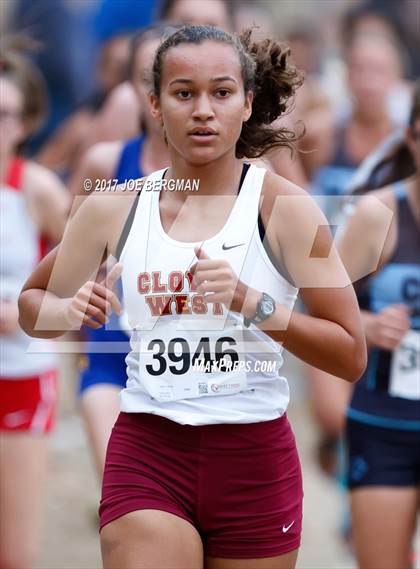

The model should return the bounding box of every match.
[259,295,275,317]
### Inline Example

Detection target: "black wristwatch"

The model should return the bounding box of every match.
[243,292,276,328]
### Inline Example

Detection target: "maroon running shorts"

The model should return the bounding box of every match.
[100,412,303,559]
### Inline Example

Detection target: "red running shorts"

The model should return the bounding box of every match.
[100,411,303,559]
[0,370,58,433]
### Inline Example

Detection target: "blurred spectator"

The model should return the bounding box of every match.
[9,0,157,155]
[340,1,414,126]
[0,48,69,569]
[37,33,131,178]
[342,0,420,79]
[302,33,406,197]
[10,0,99,152]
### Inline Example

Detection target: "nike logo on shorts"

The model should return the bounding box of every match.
[282,521,295,533]
[222,242,245,250]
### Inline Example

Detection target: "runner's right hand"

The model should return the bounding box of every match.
[364,304,411,351]
[64,262,123,330]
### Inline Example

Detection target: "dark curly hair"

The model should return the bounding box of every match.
[152,25,304,158]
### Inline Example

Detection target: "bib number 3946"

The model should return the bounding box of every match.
[145,336,238,376]
[389,330,420,400]
[139,333,247,402]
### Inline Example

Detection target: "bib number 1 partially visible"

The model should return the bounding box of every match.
[389,330,420,400]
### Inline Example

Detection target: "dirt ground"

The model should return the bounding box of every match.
[34,352,416,569]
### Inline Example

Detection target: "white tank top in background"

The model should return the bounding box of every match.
[0,161,57,377]
[120,165,299,425]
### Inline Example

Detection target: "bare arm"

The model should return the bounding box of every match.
[339,191,409,350]
[18,190,131,338]
[194,172,367,382]
[265,178,366,380]
[304,188,397,429]
[18,247,76,338]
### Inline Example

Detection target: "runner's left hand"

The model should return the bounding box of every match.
[191,247,248,313]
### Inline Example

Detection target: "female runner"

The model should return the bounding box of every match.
[304,31,406,475]
[18,26,366,569]
[0,50,69,569]
[336,83,420,569]
[70,22,275,479]
[302,33,402,200]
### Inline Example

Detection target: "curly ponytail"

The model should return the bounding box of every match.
[236,29,304,158]
[152,25,304,159]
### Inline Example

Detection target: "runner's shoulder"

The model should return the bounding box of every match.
[259,169,326,251]
[73,182,132,225]
[261,169,315,220]
[262,169,308,198]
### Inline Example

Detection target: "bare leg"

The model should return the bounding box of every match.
[0,433,48,569]
[205,548,299,569]
[100,509,204,569]
[80,384,121,479]
[351,487,418,569]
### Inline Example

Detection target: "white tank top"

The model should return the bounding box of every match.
[119,165,299,425]
[0,160,57,377]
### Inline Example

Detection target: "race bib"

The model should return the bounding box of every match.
[389,330,420,400]
[138,323,248,402]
